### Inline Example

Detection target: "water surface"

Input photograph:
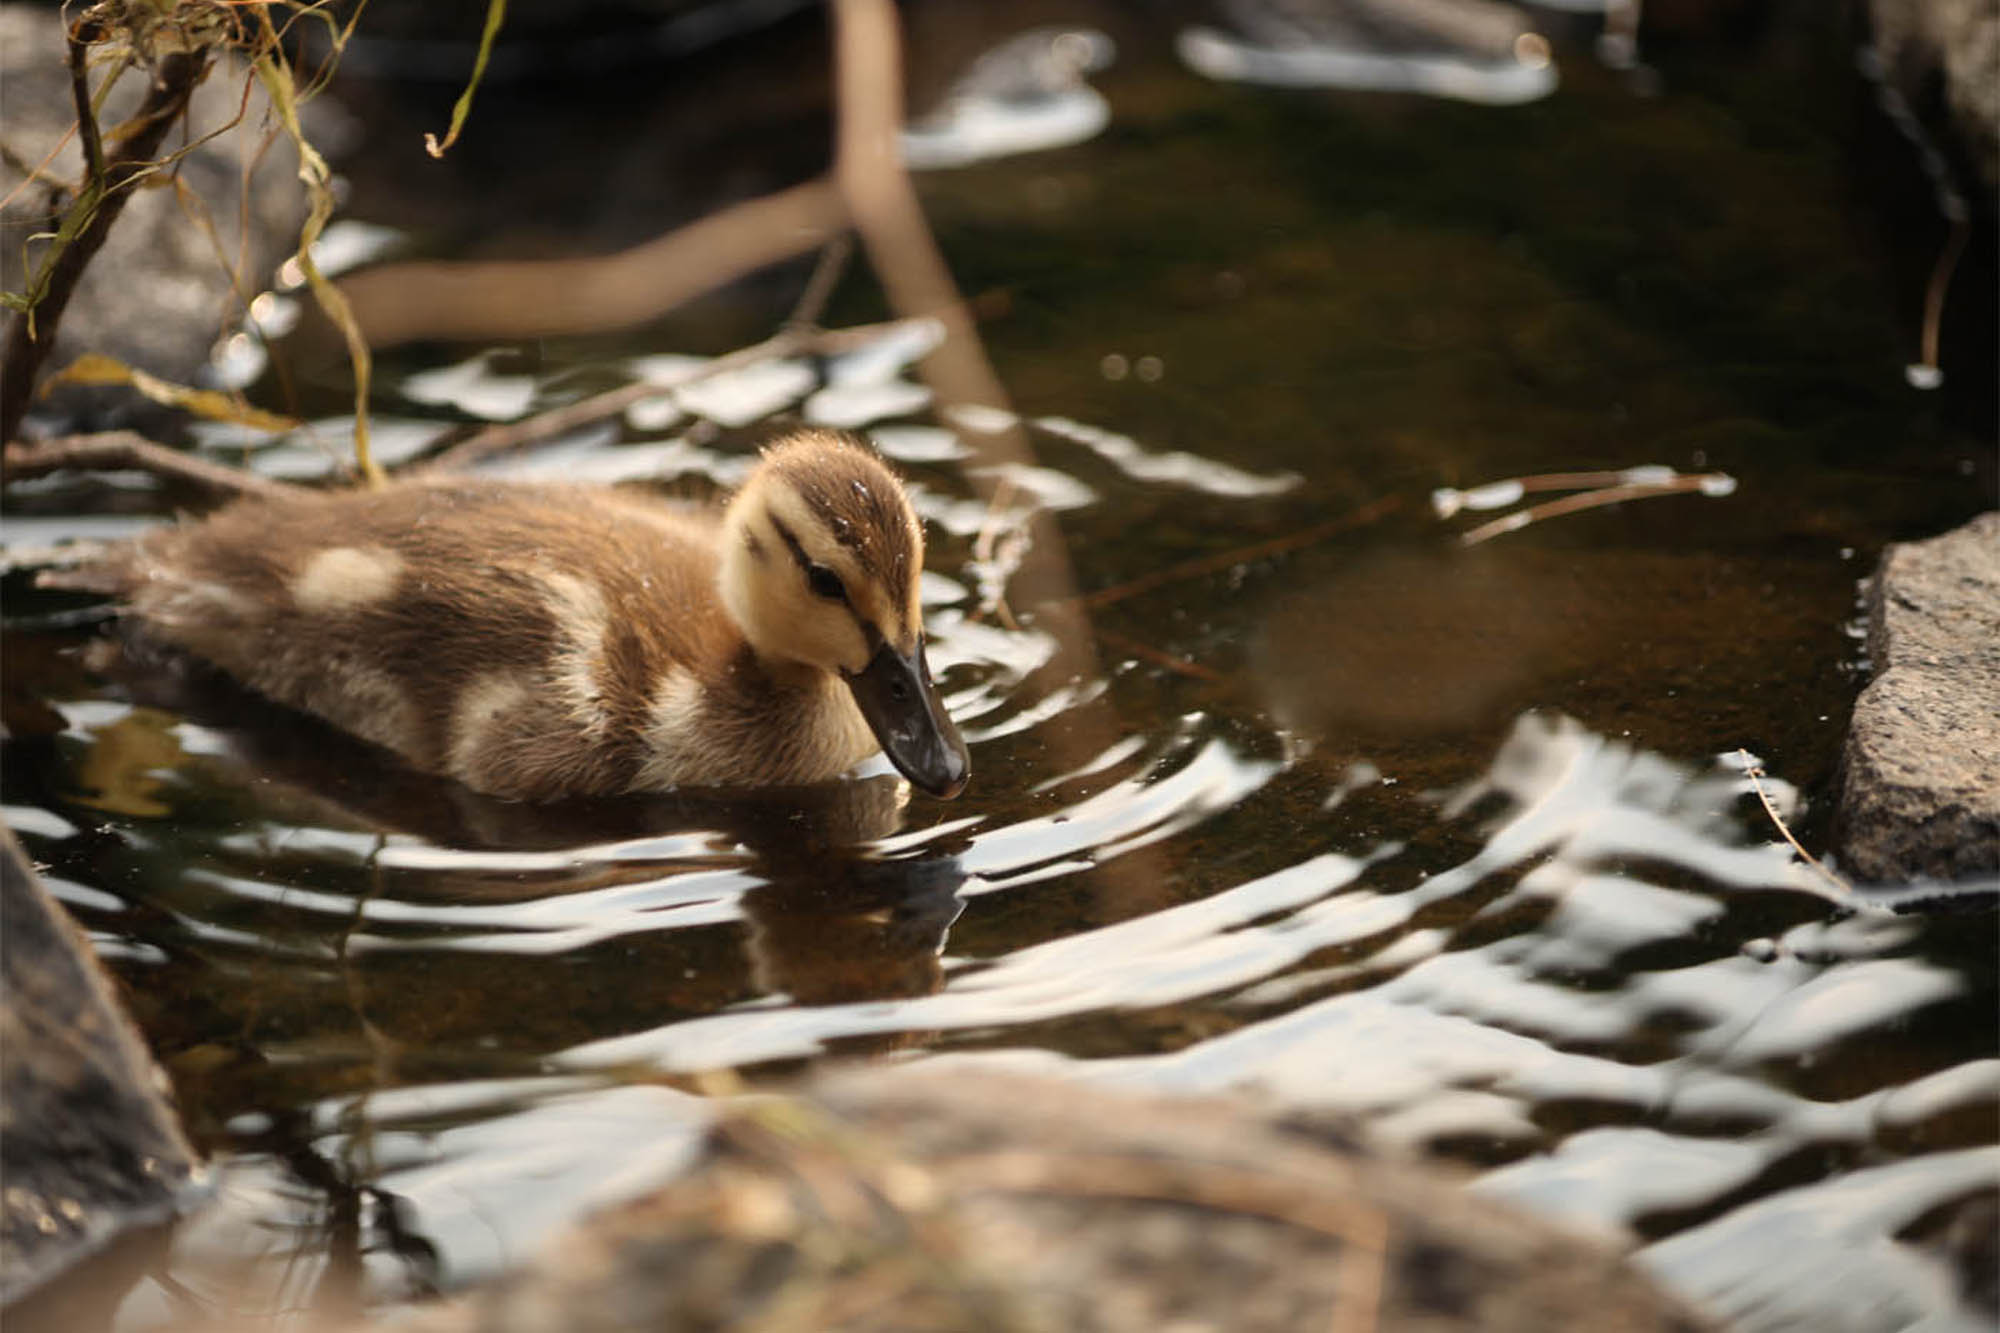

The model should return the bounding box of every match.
[4,7,1995,1330]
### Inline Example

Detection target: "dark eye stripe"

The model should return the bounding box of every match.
[806,563,847,601]
[769,511,849,602]
[767,512,813,571]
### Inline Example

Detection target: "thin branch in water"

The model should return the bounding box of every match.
[1094,629,1224,683]
[415,381,664,475]
[1914,214,1968,381]
[1453,472,1735,546]
[960,518,1028,628]
[1081,494,1404,612]
[827,0,1188,919]
[785,233,855,334]
[1432,469,1679,515]
[1736,748,1852,897]
[3,430,306,501]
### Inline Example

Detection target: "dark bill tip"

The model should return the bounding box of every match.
[844,637,970,799]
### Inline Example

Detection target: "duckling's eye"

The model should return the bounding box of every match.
[805,563,847,602]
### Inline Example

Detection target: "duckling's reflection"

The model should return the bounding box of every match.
[746,853,964,1004]
[95,634,971,1014]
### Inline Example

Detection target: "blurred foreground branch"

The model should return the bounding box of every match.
[828,0,1098,672]
[338,179,845,347]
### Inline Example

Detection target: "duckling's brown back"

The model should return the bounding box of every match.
[72,479,738,799]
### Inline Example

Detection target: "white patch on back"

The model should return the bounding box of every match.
[303,662,423,759]
[632,670,707,790]
[538,570,612,736]
[448,672,534,780]
[293,546,405,615]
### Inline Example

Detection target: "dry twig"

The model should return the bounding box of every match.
[1916,215,1968,379]
[1447,471,1735,547]
[1093,628,1225,683]
[787,235,856,335]
[1082,495,1404,612]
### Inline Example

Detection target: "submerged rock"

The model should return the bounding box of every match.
[1838,511,2000,882]
[362,1069,1709,1333]
[0,829,202,1303]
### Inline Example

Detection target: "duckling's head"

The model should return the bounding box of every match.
[720,430,969,798]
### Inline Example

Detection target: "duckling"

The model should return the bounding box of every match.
[47,429,970,802]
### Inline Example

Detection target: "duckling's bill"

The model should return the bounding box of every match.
[845,635,969,799]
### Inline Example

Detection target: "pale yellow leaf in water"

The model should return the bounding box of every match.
[46,353,299,433]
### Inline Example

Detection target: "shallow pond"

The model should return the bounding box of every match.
[4,4,1996,1330]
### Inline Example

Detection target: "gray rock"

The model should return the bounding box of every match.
[0,6,316,431]
[362,1068,1709,1333]
[1839,511,2000,882]
[0,828,203,1302]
